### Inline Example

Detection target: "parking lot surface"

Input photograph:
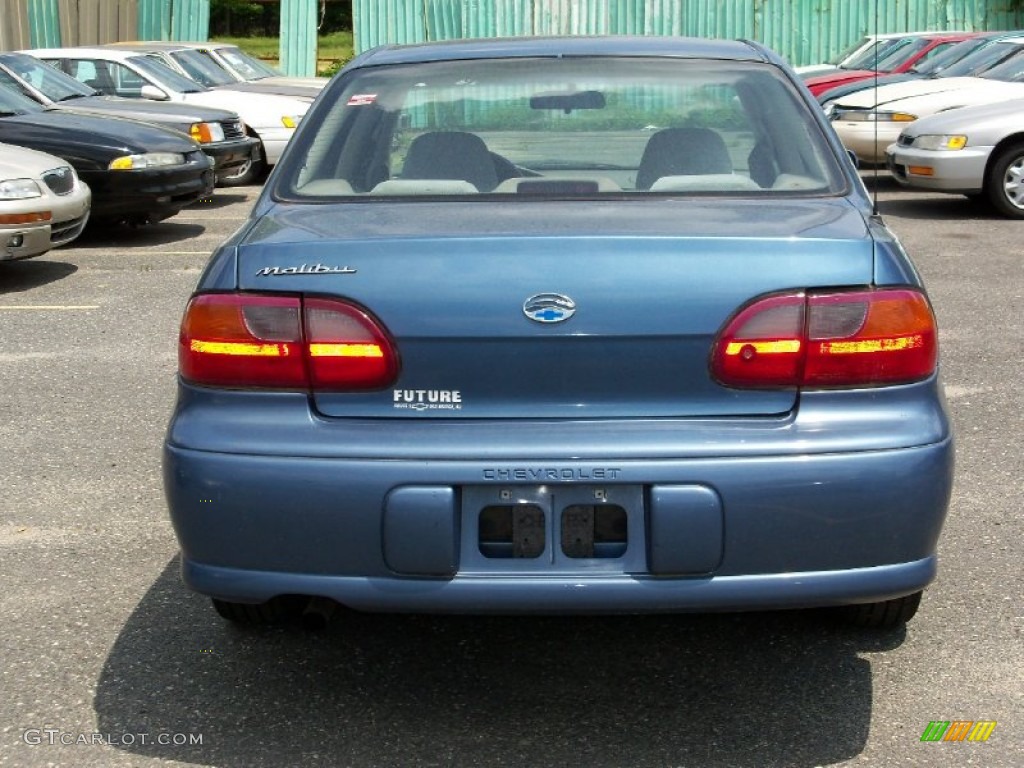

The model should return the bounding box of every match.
[1,179,1021,767]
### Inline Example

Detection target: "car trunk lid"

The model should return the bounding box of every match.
[236,199,874,419]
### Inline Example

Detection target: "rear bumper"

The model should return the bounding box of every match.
[164,379,954,614]
[182,557,938,614]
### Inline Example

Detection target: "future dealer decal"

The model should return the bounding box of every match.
[393,389,462,411]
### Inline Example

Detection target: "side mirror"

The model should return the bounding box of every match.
[847,149,860,169]
[140,84,168,101]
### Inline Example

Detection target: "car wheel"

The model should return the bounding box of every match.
[839,591,922,628]
[211,596,290,624]
[985,142,1024,218]
[218,144,266,187]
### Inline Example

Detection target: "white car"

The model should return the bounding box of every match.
[0,142,90,262]
[887,98,1024,217]
[107,41,326,100]
[795,32,939,77]
[825,52,1024,164]
[26,47,310,184]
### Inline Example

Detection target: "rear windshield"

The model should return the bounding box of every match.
[277,56,845,199]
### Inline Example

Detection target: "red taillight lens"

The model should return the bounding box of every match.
[304,298,399,389]
[712,288,937,389]
[179,293,398,390]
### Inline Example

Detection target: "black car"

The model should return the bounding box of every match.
[0,84,213,225]
[0,52,256,185]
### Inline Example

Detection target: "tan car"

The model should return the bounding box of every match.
[0,141,90,262]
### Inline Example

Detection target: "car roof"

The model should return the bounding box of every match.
[117,41,235,52]
[105,41,194,53]
[25,47,143,61]
[351,35,775,68]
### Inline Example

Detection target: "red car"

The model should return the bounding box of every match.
[804,33,977,96]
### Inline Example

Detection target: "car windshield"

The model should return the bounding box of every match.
[828,36,871,66]
[170,49,236,87]
[938,40,1024,78]
[978,49,1024,81]
[0,53,95,101]
[281,56,844,199]
[0,82,43,115]
[873,38,933,70]
[843,38,907,70]
[129,54,207,93]
[909,37,987,75]
[215,47,279,80]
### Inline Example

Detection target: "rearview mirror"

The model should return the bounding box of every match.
[529,90,606,112]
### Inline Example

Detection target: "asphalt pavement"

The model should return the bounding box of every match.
[0,179,1020,767]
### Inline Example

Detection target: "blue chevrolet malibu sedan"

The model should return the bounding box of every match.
[163,36,954,629]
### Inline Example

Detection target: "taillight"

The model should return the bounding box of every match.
[179,293,398,390]
[711,288,937,388]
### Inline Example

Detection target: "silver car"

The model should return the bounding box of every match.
[886,97,1024,217]
[0,142,90,262]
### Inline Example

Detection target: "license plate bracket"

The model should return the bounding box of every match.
[561,505,595,558]
[512,505,545,558]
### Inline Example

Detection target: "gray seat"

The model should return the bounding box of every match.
[636,127,733,190]
[400,131,499,192]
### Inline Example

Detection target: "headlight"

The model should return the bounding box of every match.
[108,153,186,170]
[281,115,303,129]
[0,178,43,200]
[189,122,226,143]
[911,134,968,151]
[836,110,918,123]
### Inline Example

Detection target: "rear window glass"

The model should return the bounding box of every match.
[279,56,845,199]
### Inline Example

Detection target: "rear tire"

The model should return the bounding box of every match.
[984,142,1024,218]
[211,596,288,624]
[839,591,922,628]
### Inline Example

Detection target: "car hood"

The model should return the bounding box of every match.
[0,110,199,169]
[0,141,69,176]
[233,198,876,419]
[869,79,1024,115]
[901,95,1024,136]
[261,75,328,88]
[833,76,1024,108]
[807,69,875,89]
[210,81,318,102]
[202,87,311,111]
[66,95,237,122]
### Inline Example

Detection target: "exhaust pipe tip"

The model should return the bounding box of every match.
[301,596,337,630]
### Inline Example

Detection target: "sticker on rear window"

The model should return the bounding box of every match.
[347,93,378,106]
[394,389,462,412]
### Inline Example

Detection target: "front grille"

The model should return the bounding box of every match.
[50,214,87,245]
[220,119,245,140]
[42,167,76,196]
[897,135,914,147]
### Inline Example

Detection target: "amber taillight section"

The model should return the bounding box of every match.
[179,293,398,390]
[712,288,937,388]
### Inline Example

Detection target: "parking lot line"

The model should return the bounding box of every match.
[0,305,100,311]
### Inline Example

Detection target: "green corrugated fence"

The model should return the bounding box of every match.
[354,0,1024,65]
